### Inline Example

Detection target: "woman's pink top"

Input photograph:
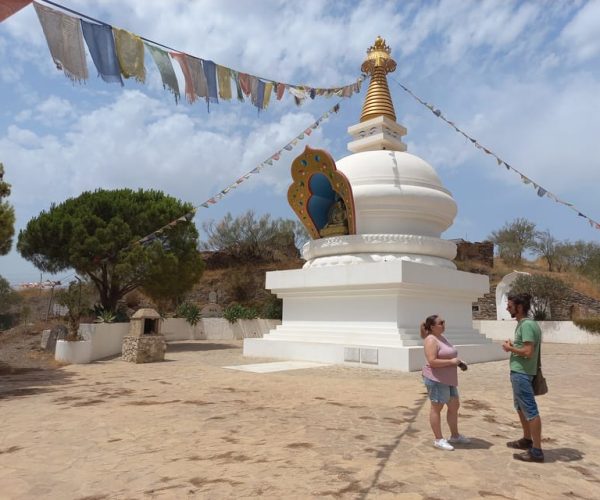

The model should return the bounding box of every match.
[422,335,458,386]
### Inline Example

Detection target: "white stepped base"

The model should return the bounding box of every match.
[244,338,507,372]
[244,259,507,372]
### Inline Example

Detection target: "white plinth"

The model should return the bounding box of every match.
[55,339,92,364]
[244,260,507,371]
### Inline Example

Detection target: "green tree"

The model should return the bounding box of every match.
[0,275,21,315]
[201,210,307,260]
[55,279,95,340]
[17,189,204,311]
[509,274,569,320]
[489,218,537,265]
[0,163,15,255]
[532,229,562,272]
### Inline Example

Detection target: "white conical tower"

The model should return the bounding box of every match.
[244,38,507,371]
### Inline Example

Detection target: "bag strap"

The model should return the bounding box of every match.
[536,324,542,369]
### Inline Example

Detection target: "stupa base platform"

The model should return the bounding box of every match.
[244,338,506,372]
[243,260,508,372]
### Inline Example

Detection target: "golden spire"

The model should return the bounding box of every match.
[359,36,397,123]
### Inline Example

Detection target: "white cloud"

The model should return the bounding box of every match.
[560,0,600,62]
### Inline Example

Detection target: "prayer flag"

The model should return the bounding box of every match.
[238,73,251,96]
[216,65,232,100]
[202,59,218,104]
[537,187,547,197]
[34,2,88,82]
[170,52,196,103]
[188,56,208,101]
[263,82,273,108]
[113,28,145,83]
[145,43,179,102]
[231,70,244,101]
[0,0,32,23]
[81,20,123,86]
[276,82,286,100]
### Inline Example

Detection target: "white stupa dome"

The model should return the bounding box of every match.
[336,149,457,236]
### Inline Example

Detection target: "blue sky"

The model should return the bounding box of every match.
[1,0,599,286]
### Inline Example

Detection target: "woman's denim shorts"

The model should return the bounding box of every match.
[423,377,459,404]
[510,371,539,421]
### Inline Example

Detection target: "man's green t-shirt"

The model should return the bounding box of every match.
[509,319,541,375]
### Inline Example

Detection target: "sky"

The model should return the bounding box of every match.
[1,0,599,287]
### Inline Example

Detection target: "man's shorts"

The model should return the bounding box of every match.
[423,377,459,404]
[510,371,539,420]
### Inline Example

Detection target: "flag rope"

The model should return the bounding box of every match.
[391,76,600,232]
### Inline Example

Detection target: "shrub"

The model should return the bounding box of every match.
[573,317,600,334]
[175,302,202,326]
[223,303,258,323]
[261,295,282,320]
[96,308,116,323]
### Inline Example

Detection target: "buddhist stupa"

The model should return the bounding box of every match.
[244,37,506,371]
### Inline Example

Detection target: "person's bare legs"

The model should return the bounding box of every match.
[447,397,460,437]
[517,409,532,440]
[529,415,542,449]
[430,402,444,439]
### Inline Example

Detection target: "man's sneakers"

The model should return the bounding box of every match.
[433,438,454,451]
[513,447,545,462]
[448,434,471,445]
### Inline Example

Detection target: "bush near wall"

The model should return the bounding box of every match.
[573,317,600,334]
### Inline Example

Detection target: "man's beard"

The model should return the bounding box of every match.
[509,311,516,318]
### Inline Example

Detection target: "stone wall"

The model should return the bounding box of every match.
[121,335,166,363]
[453,239,494,268]
[472,286,497,320]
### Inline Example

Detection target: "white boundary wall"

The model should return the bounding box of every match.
[73,319,281,363]
[474,320,600,344]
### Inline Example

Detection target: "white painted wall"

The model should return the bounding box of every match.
[474,320,600,344]
[79,322,130,360]
[68,318,281,363]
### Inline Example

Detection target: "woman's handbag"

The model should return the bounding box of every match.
[532,341,548,396]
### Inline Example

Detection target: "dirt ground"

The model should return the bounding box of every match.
[1,339,600,499]
[0,326,62,375]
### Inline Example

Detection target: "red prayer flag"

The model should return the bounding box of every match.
[238,73,251,96]
[0,0,32,23]
[276,83,286,100]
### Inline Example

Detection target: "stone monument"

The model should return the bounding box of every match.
[122,308,166,363]
[244,37,506,371]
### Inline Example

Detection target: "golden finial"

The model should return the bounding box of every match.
[359,36,397,123]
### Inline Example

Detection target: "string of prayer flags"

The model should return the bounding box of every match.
[0,0,32,23]
[195,100,342,210]
[34,2,88,82]
[392,77,600,233]
[137,209,197,248]
[31,1,361,110]
[127,100,344,253]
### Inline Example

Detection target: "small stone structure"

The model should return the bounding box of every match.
[121,308,166,363]
[452,239,494,268]
[200,290,223,318]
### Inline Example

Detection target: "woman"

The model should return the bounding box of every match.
[421,314,470,451]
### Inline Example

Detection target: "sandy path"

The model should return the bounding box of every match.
[1,341,599,499]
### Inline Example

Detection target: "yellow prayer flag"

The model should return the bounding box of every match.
[113,28,145,83]
[216,65,232,100]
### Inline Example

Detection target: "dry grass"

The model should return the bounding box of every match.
[457,256,600,301]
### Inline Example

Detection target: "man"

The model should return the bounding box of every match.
[502,293,544,462]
